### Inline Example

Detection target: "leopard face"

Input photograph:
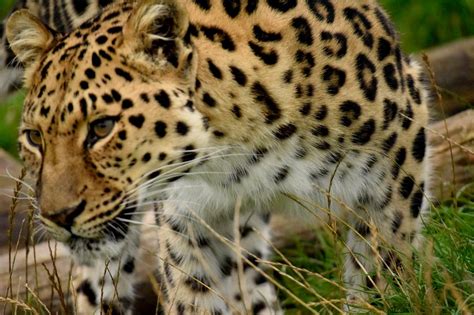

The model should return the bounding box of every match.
[7,1,210,260]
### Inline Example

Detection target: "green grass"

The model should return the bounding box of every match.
[275,190,474,314]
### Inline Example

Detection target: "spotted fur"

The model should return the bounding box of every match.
[6,0,431,313]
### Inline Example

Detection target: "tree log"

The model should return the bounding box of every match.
[0,109,473,312]
[0,149,28,254]
[419,38,474,117]
[428,109,474,200]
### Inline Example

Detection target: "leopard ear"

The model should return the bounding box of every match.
[123,0,189,63]
[6,10,58,68]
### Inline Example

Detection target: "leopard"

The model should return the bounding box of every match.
[5,0,432,313]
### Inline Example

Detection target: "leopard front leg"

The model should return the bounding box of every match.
[73,254,139,315]
[155,203,281,314]
[343,176,429,310]
[221,212,282,315]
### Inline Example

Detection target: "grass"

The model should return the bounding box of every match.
[1,178,472,314]
[275,192,474,314]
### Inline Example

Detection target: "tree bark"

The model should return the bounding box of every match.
[419,37,474,117]
[429,109,474,200]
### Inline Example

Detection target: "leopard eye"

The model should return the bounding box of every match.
[25,130,43,149]
[86,117,116,148]
[92,118,115,138]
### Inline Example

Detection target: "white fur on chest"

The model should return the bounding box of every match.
[156,138,391,223]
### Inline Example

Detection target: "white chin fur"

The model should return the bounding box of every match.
[0,67,23,101]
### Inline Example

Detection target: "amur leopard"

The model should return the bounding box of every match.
[5,0,431,313]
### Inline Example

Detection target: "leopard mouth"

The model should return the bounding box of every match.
[102,200,137,242]
[63,201,138,260]
[41,200,137,247]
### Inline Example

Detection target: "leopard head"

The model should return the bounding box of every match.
[6,0,210,261]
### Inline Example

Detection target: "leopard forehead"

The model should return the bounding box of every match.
[23,3,136,125]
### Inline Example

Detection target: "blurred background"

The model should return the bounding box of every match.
[1,0,474,157]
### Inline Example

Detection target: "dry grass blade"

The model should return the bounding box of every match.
[147,271,164,315]
[422,240,439,314]
[41,261,68,314]
[25,284,51,315]
[0,296,40,315]
[100,259,111,315]
[183,208,320,314]
[25,196,35,304]
[46,240,68,313]
[443,270,473,315]
[5,168,25,315]
[6,171,24,277]
[233,196,251,314]
[253,227,345,313]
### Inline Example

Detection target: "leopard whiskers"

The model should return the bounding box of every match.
[0,189,36,201]
[125,147,253,196]
[104,221,133,242]
[126,199,202,210]
[120,197,202,216]
[3,169,35,192]
[123,154,255,205]
[123,181,216,205]
[104,220,146,254]
[115,215,199,243]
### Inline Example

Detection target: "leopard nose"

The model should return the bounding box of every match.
[42,200,87,231]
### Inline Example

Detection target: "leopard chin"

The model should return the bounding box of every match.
[67,236,129,265]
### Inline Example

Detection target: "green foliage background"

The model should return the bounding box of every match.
[382,0,474,52]
[0,0,16,18]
